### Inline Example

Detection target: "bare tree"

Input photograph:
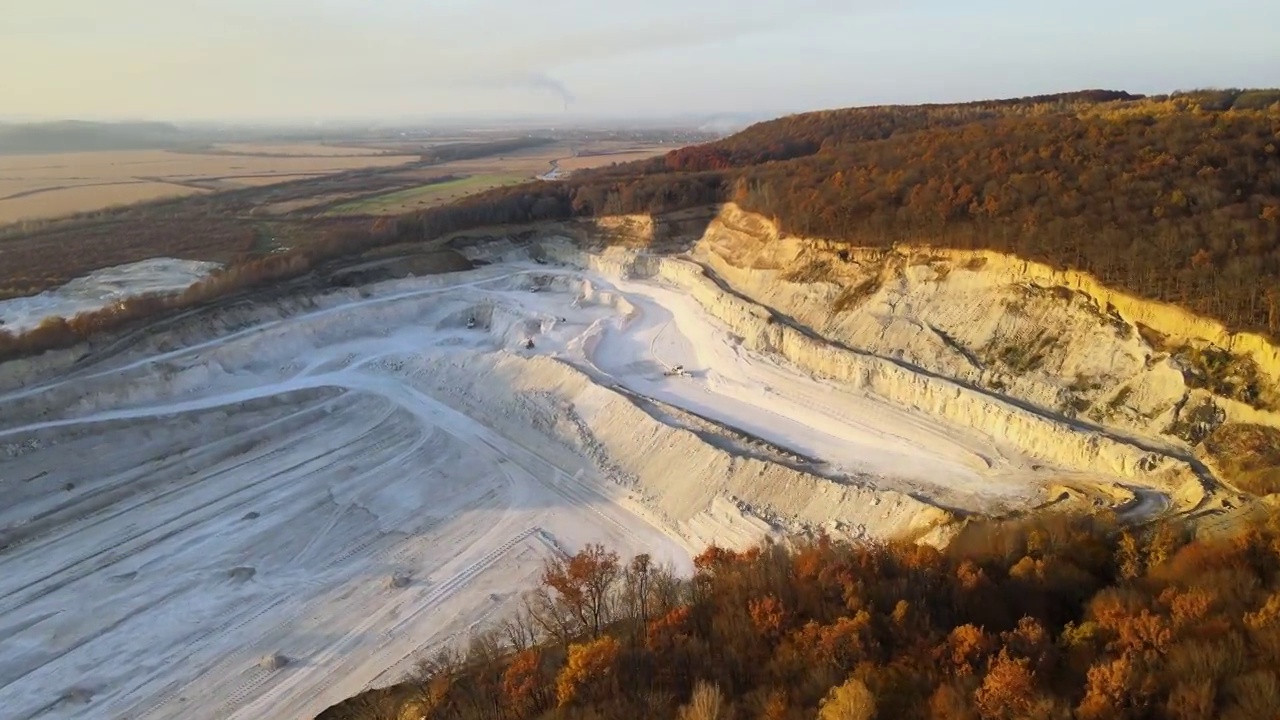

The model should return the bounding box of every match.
[623,553,655,633]
[412,645,463,684]
[524,588,581,645]
[501,604,541,652]
[466,628,504,666]
[678,681,729,720]
[649,561,686,616]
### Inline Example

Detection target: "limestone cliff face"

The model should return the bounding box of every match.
[685,205,1280,442]
[415,352,954,548]
[526,204,1280,512]
[534,239,1202,513]
[580,206,1280,427]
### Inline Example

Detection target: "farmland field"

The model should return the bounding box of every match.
[0,182,209,223]
[555,148,671,172]
[205,143,394,157]
[327,173,531,216]
[0,148,420,224]
[0,134,685,304]
[0,142,671,226]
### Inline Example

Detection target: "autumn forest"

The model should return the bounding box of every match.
[465,88,1280,337]
[321,512,1280,720]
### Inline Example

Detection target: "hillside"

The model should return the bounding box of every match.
[419,89,1280,338]
[306,93,1280,716]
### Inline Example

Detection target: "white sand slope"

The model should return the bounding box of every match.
[0,258,221,334]
[0,247,1185,719]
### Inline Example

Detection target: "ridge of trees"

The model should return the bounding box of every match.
[418,137,558,165]
[319,512,1280,720]
[394,88,1280,337]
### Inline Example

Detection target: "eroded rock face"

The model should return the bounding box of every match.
[681,206,1280,435]
[525,239,1203,514]
[537,204,1280,500]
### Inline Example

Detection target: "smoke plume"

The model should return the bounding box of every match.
[523,72,575,111]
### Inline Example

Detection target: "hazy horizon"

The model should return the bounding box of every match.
[3,0,1277,123]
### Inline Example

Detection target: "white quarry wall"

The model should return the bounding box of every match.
[412,351,955,546]
[540,238,1207,509]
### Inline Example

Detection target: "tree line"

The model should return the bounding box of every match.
[584,90,1280,336]
[365,89,1280,337]
[319,511,1280,720]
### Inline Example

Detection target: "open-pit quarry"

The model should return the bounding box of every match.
[0,205,1254,719]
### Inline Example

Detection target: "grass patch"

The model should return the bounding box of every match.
[1107,385,1133,411]
[1136,322,1168,349]
[780,258,832,283]
[1088,386,1135,422]
[1068,373,1104,393]
[831,276,882,313]
[989,331,1058,373]
[1137,325,1276,411]
[328,173,530,216]
[1172,344,1276,410]
[1064,374,1104,416]
[1166,398,1226,445]
[1203,423,1280,495]
[1066,394,1093,415]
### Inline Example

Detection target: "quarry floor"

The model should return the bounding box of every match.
[0,254,1136,719]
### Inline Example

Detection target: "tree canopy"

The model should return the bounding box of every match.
[415,89,1280,337]
[318,512,1280,720]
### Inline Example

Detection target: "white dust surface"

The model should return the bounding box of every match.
[0,258,220,334]
[0,254,1128,719]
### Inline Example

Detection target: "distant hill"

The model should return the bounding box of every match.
[0,120,189,155]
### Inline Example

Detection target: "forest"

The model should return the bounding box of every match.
[320,512,1280,720]
[403,88,1280,336]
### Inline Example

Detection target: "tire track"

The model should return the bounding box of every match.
[223,526,538,720]
[0,404,395,614]
[128,432,520,719]
[221,435,531,716]
[0,270,533,405]
[344,527,542,697]
[0,583,192,694]
[0,395,350,559]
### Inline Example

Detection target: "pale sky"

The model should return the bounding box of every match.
[2,0,1277,121]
